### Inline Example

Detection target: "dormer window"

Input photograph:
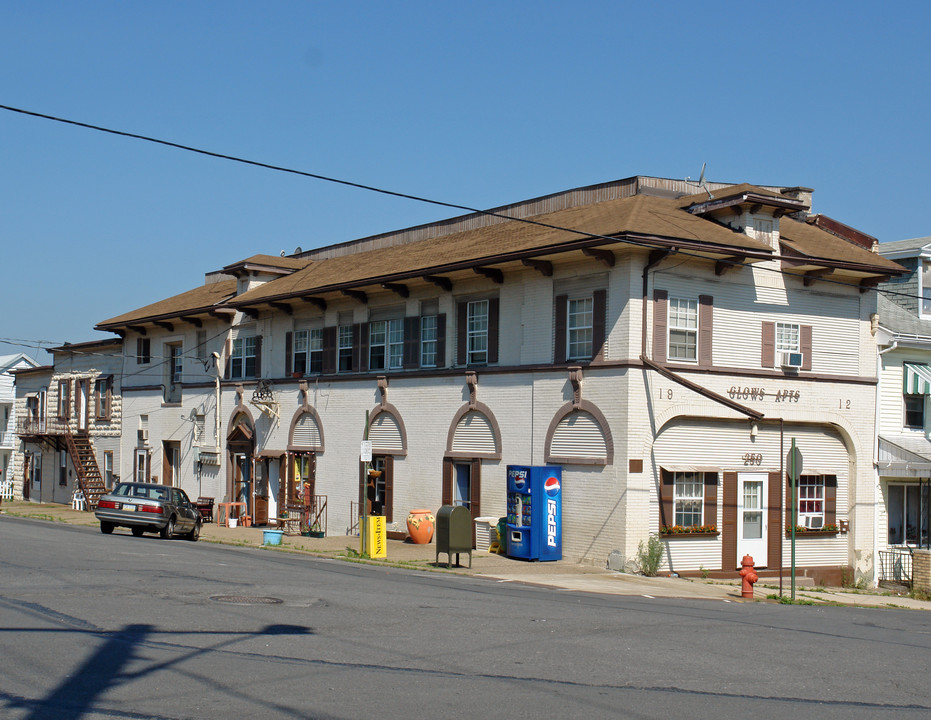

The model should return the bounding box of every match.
[921,258,931,317]
[751,218,778,251]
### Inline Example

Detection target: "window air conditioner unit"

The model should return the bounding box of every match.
[804,515,823,530]
[137,428,148,444]
[781,352,803,369]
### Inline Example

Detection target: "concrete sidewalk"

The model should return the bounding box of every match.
[3,500,929,610]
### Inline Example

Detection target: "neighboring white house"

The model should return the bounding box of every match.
[94,175,903,584]
[1,352,39,497]
[12,339,123,507]
[875,238,931,585]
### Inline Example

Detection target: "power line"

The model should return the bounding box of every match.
[0,103,912,304]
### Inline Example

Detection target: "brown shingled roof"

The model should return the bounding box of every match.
[221,254,310,272]
[231,193,775,305]
[778,216,904,272]
[96,279,237,329]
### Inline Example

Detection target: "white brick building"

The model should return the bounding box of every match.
[95,176,903,583]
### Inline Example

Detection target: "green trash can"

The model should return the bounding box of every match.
[497,517,507,547]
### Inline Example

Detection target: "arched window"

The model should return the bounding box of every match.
[545,403,612,465]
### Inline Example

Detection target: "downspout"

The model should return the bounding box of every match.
[641,249,674,358]
[212,352,222,452]
[873,338,897,585]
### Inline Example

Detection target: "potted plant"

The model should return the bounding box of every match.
[300,518,325,538]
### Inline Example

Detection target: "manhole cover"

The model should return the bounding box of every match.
[210,595,283,605]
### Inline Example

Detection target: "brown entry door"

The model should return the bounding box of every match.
[254,460,268,525]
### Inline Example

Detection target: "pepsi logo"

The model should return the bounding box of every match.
[544,476,560,497]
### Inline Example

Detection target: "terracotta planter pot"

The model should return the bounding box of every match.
[407,509,435,544]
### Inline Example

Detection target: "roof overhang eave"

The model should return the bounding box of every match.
[228,232,775,308]
[686,192,807,216]
[95,306,236,333]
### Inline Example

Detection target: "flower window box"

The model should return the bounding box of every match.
[660,524,719,538]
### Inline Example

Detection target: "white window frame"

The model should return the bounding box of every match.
[776,321,801,367]
[673,471,703,528]
[369,319,403,371]
[421,314,438,368]
[921,257,931,318]
[467,300,489,365]
[667,297,698,363]
[95,377,110,419]
[293,329,322,375]
[338,325,353,372]
[904,394,926,431]
[230,336,257,379]
[797,475,825,529]
[134,448,149,482]
[567,296,594,360]
[887,482,928,546]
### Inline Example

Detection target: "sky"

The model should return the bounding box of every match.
[2,1,929,363]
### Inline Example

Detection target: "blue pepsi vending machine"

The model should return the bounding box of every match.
[506,465,562,561]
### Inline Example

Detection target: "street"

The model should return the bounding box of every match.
[1,515,929,720]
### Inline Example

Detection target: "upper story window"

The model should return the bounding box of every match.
[776,322,801,367]
[57,379,71,420]
[195,330,207,365]
[901,362,931,430]
[921,259,931,317]
[293,329,323,375]
[905,395,925,430]
[136,338,151,365]
[338,325,354,372]
[229,336,257,379]
[667,298,697,362]
[163,342,183,403]
[467,300,489,365]
[369,319,403,371]
[421,315,438,367]
[567,297,594,360]
[95,376,112,420]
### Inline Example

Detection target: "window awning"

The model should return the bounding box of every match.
[904,362,931,395]
[660,465,721,473]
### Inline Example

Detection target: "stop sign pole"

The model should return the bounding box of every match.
[786,440,803,600]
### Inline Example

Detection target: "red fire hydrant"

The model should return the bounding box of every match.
[739,554,758,599]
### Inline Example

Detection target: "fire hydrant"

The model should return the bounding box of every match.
[739,554,758,599]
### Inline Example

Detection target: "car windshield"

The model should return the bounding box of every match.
[112,484,168,501]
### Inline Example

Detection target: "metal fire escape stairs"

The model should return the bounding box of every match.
[64,431,107,510]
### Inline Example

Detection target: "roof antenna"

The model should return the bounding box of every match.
[685,162,713,199]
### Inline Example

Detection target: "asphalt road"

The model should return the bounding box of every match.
[1,515,929,720]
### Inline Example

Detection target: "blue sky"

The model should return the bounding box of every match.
[2,1,928,362]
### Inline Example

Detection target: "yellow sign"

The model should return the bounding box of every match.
[365,515,387,558]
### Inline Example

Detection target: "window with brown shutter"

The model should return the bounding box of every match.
[457,298,498,366]
[592,289,607,362]
[554,294,568,364]
[698,295,713,367]
[403,316,420,369]
[285,332,293,376]
[761,322,775,368]
[801,325,813,371]
[322,326,337,374]
[653,290,668,363]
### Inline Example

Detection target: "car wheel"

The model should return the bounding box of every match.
[100,522,115,534]
[186,520,201,542]
[160,515,176,539]
[131,526,145,537]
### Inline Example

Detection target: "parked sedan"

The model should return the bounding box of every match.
[95,482,201,540]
